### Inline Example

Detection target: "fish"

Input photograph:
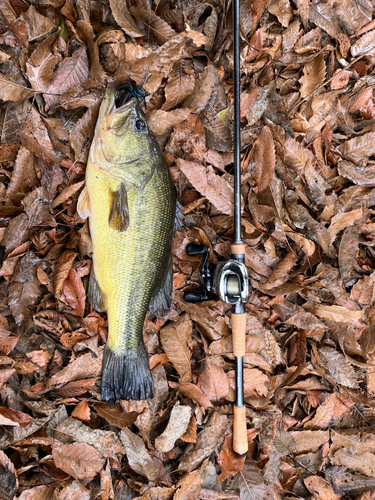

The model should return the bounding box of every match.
[77,85,182,403]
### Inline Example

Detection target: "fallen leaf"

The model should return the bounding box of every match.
[71,400,90,422]
[0,449,17,500]
[179,413,228,472]
[218,429,259,483]
[177,159,235,215]
[304,476,340,500]
[46,350,102,388]
[268,0,293,27]
[109,0,144,37]
[320,346,359,388]
[338,132,375,163]
[160,313,192,382]
[147,109,191,136]
[174,459,208,500]
[228,368,269,397]
[155,403,191,452]
[251,126,275,192]
[198,360,229,402]
[44,47,89,111]
[52,441,104,481]
[120,427,159,481]
[94,402,139,428]
[332,449,375,478]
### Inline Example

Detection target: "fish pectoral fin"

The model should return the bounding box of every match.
[109,182,129,232]
[88,270,107,312]
[77,184,91,219]
[174,200,185,233]
[149,253,172,318]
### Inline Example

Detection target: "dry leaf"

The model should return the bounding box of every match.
[52,441,104,481]
[155,403,191,452]
[94,403,139,428]
[45,47,89,111]
[177,159,235,215]
[120,428,159,481]
[299,54,326,98]
[198,360,229,402]
[160,314,192,382]
[179,413,228,472]
[320,346,359,388]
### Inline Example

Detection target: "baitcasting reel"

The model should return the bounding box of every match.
[183,243,251,306]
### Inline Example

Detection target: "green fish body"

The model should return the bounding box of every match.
[78,87,178,402]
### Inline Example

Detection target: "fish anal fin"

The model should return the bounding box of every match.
[109,182,129,232]
[77,185,91,219]
[149,253,172,318]
[88,270,106,312]
[174,200,184,233]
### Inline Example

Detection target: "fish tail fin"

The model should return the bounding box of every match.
[101,344,154,403]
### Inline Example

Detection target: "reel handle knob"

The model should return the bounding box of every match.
[186,243,207,256]
[183,291,207,303]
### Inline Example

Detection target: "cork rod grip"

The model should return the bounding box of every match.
[233,405,248,455]
[232,313,246,357]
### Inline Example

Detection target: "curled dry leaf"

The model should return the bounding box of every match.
[155,402,192,452]
[178,383,213,411]
[218,429,259,483]
[94,402,139,428]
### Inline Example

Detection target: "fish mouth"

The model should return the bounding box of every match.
[108,95,137,120]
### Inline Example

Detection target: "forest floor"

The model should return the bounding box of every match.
[1,0,375,498]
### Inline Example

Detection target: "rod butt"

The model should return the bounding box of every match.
[233,405,248,455]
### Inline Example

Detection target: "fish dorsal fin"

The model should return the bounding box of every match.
[109,182,129,232]
[77,185,91,219]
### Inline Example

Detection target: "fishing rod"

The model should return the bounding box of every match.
[184,0,250,455]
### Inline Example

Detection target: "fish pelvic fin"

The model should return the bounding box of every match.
[101,344,154,403]
[77,185,91,219]
[109,182,129,232]
[174,200,184,233]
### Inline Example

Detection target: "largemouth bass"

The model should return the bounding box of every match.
[78,86,180,403]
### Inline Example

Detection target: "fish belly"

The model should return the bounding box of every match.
[86,158,175,355]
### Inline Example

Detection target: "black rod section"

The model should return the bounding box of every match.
[233,0,242,244]
[235,356,244,406]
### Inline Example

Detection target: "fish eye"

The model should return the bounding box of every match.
[135,120,145,130]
